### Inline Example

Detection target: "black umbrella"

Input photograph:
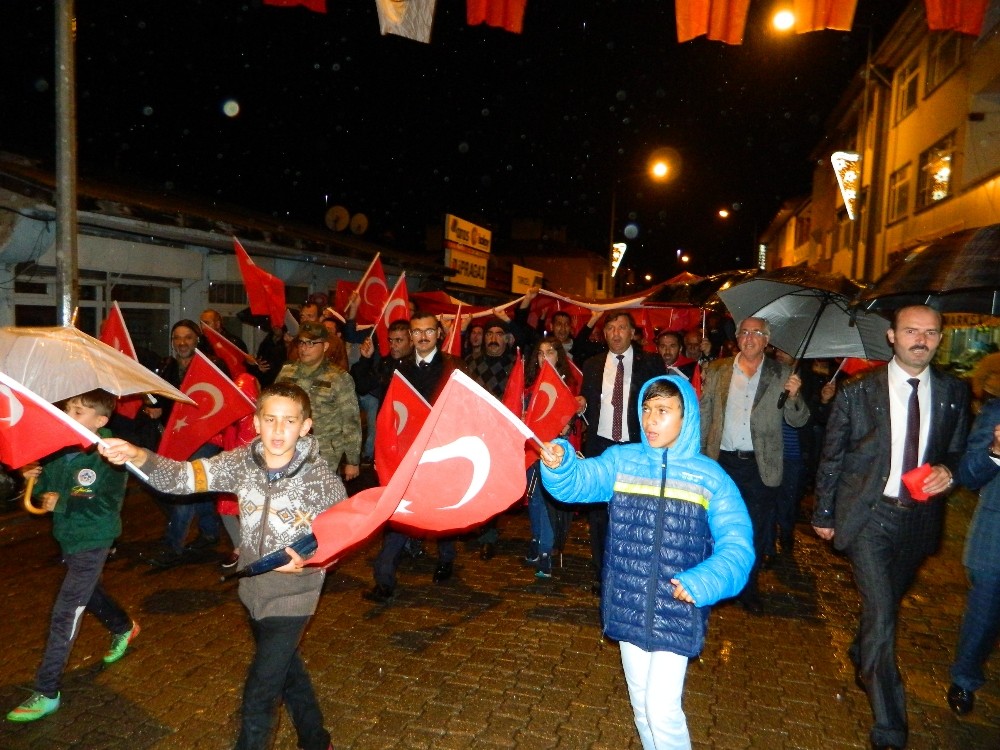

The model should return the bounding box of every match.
[222,532,318,580]
[862,224,1000,314]
[644,269,759,307]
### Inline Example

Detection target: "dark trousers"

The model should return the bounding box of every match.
[373,530,455,589]
[772,456,805,553]
[36,547,131,696]
[585,434,627,581]
[845,501,930,748]
[718,451,778,599]
[235,615,329,750]
[951,567,1000,692]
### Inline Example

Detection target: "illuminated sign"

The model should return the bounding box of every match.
[611,242,627,278]
[831,151,860,220]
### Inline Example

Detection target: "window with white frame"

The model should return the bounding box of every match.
[917,132,955,208]
[887,164,911,223]
[895,53,920,122]
[926,32,962,92]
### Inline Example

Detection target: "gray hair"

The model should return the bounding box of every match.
[738,317,771,337]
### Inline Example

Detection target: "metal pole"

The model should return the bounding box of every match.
[55,0,79,327]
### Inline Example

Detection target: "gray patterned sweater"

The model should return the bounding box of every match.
[140,435,347,619]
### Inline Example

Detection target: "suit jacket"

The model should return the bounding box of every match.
[700,355,810,487]
[399,350,467,405]
[813,365,969,554]
[955,396,1000,573]
[580,345,666,457]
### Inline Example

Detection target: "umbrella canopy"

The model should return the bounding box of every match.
[862,224,1000,315]
[718,267,892,361]
[644,268,759,307]
[0,326,194,404]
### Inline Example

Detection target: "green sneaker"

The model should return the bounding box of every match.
[7,691,60,722]
[103,621,140,664]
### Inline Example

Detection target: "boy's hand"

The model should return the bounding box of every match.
[40,492,59,512]
[275,546,306,574]
[342,464,359,481]
[99,438,146,467]
[20,462,41,480]
[539,442,565,469]
[670,578,694,604]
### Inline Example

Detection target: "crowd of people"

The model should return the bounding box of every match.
[8,291,1000,750]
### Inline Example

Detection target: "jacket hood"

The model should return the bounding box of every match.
[249,433,319,476]
[636,374,700,460]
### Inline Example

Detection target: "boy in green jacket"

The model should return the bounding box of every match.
[7,389,139,723]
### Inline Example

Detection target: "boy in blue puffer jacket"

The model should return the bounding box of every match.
[539,374,753,750]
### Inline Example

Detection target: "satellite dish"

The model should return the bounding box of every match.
[325,205,350,232]
[350,213,369,235]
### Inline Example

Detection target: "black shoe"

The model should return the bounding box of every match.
[479,543,495,561]
[433,562,453,582]
[220,550,240,570]
[185,535,219,551]
[947,683,974,715]
[147,549,183,568]
[362,584,394,603]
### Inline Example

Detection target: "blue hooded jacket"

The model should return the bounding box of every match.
[541,374,753,656]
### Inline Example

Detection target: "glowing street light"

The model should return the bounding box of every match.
[718,208,730,219]
[772,9,795,32]
[650,160,669,180]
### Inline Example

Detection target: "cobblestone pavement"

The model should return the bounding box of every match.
[0,477,998,750]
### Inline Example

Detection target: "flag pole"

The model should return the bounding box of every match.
[368,273,406,342]
[346,252,381,313]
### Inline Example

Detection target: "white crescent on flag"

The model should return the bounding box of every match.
[402,435,490,512]
[363,275,388,305]
[0,384,24,425]
[393,401,408,435]
[383,297,407,324]
[187,382,225,419]
[537,382,558,421]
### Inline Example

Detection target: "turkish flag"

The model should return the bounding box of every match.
[524,360,578,443]
[263,0,326,13]
[925,0,989,36]
[374,274,410,357]
[159,350,256,461]
[675,0,751,45]
[841,357,887,376]
[354,255,390,325]
[791,0,857,32]
[375,372,432,485]
[0,372,101,469]
[442,304,463,358]
[234,237,286,329]
[201,325,248,379]
[501,347,524,418]
[466,0,528,34]
[98,302,144,419]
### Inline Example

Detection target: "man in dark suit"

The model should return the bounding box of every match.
[363,311,466,603]
[579,311,666,594]
[813,305,969,750]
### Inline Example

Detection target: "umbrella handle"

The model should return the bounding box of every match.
[22,476,47,515]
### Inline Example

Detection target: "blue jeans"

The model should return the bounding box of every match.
[36,547,131,695]
[164,444,221,553]
[950,567,1000,692]
[527,465,554,554]
[236,615,329,750]
[359,394,379,460]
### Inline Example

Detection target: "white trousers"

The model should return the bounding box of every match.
[619,641,691,750]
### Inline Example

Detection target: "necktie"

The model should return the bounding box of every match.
[418,359,428,368]
[899,377,920,502]
[611,354,625,442]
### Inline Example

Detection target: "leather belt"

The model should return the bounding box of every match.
[881,494,915,509]
[720,449,755,460]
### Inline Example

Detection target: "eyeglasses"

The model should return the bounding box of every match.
[410,328,438,337]
[297,339,324,348]
[737,329,768,339]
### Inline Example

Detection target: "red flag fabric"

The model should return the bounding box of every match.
[375,372,432,485]
[925,0,989,36]
[334,281,357,316]
[374,274,410,357]
[200,325,248,379]
[566,354,584,385]
[675,0,751,45]
[0,372,101,469]
[234,237,286,329]
[99,302,144,419]
[442,304,463,358]
[354,255,390,325]
[158,351,256,461]
[263,0,327,13]
[792,0,857,32]
[841,357,887,376]
[524,360,578,443]
[501,347,524,417]
[466,0,528,33]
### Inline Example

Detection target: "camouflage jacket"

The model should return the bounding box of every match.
[276,359,362,466]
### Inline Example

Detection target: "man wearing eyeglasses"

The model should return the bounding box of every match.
[276,322,361,482]
[363,311,467,603]
[700,316,808,613]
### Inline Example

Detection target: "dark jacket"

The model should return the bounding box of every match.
[400,350,467,405]
[580,345,667,456]
[541,375,753,656]
[956,397,1000,574]
[813,364,969,554]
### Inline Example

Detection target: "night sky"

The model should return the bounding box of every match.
[1,0,910,281]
